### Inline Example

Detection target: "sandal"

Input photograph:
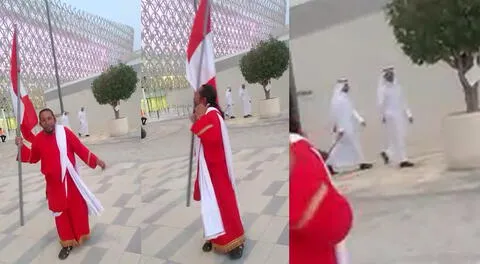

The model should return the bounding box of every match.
[228,244,244,260]
[202,241,213,252]
[58,246,73,260]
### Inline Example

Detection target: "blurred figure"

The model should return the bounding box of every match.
[377,66,414,168]
[327,78,372,174]
[61,112,70,128]
[239,84,252,118]
[77,107,89,137]
[0,127,6,142]
[225,86,235,119]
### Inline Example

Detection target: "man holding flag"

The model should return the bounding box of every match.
[10,27,106,260]
[186,0,245,260]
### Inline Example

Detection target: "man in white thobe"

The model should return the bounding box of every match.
[78,107,90,137]
[61,112,70,128]
[377,67,414,168]
[225,87,235,119]
[239,84,252,118]
[326,78,372,174]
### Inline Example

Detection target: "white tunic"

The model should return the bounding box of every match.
[225,90,233,116]
[78,110,89,135]
[239,87,251,116]
[377,75,412,163]
[326,83,366,168]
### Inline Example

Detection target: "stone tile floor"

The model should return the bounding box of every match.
[0,116,288,264]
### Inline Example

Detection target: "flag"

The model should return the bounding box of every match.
[10,27,38,143]
[186,0,217,93]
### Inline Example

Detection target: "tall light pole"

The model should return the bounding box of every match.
[45,0,64,114]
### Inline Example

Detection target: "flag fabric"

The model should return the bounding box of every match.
[186,0,217,92]
[10,27,38,143]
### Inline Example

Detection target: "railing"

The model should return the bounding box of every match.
[146,104,193,119]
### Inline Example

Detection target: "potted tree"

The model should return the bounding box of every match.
[92,63,138,137]
[385,0,480,169]
[240,37,289,118]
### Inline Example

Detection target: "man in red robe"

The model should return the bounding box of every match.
[290,100,353,264]
[190,84,245,260]
[16,108,105,260]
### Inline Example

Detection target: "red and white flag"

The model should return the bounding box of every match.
[186,0,217,92]
[10,27,38,143]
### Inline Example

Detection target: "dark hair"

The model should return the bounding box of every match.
[39,108,55,119]
[199,84,225,119]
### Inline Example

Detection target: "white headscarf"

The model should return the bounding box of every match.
[330,78,348,121]
[377,66,398,107]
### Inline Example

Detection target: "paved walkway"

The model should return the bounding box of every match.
[336,154,480,264]
[0,116,288,264]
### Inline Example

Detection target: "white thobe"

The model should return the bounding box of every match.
[225,90,233,117]
[78,111,89,135]
[326,92,366,169]
[239,88,251,116]
[62,115,70,128]
[378,79,412,163]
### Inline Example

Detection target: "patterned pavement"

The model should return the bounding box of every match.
[0,116,288,264]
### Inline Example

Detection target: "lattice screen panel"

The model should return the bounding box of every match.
[141,0,286,97]
[0,0,134,113]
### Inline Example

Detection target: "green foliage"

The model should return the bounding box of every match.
[92,63,138,118]
[385,0,480,112]
[240,37,289,99]
[385,0,480,71]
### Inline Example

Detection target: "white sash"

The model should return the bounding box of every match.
[289,133,350,264]
[56,125,104,216]
[196,107,242,239]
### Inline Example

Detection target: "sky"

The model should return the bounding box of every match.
[63,0,141,50]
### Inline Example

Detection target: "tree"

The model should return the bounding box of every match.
[385,0,480,113]
[240,37,289,100]
[92,63,138,119]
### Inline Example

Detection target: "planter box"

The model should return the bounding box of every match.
[258,97,281,119]
[109,117,129,137]
[443,112,480,169]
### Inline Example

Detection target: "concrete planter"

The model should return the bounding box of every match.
[109,117,129,137]
[443,112,480,169]
[258,97,280,119]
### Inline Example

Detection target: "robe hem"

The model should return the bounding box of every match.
[59,233,90,247]
[213,234,245,253]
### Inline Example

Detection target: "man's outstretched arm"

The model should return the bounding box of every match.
[16,137,40,164]
[66,129,105,170]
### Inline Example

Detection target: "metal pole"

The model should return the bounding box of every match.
[1,108,7,140]
[13,25,25,226]
[186,0,210,207]
[45,0,64,114]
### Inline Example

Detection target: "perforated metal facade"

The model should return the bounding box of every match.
[0,0,134,112]
[141,0,286,96]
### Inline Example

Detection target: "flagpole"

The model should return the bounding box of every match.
[13,25,25,226]
[45,0,64,113]
[186,0,210,207]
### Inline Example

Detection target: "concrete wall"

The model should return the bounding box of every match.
[291,7,464,161]
[45,62,143,136]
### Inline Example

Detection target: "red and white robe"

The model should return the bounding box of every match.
[19,125,103,247]
[191,107,245,253]
[290,133,352,264]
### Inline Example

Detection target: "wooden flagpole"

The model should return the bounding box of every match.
[186,0,211,207]
[13,25,25,226]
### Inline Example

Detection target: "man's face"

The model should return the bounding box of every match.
[39,111,56,134]
[384,71,394,82]
[342,83,350,93]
